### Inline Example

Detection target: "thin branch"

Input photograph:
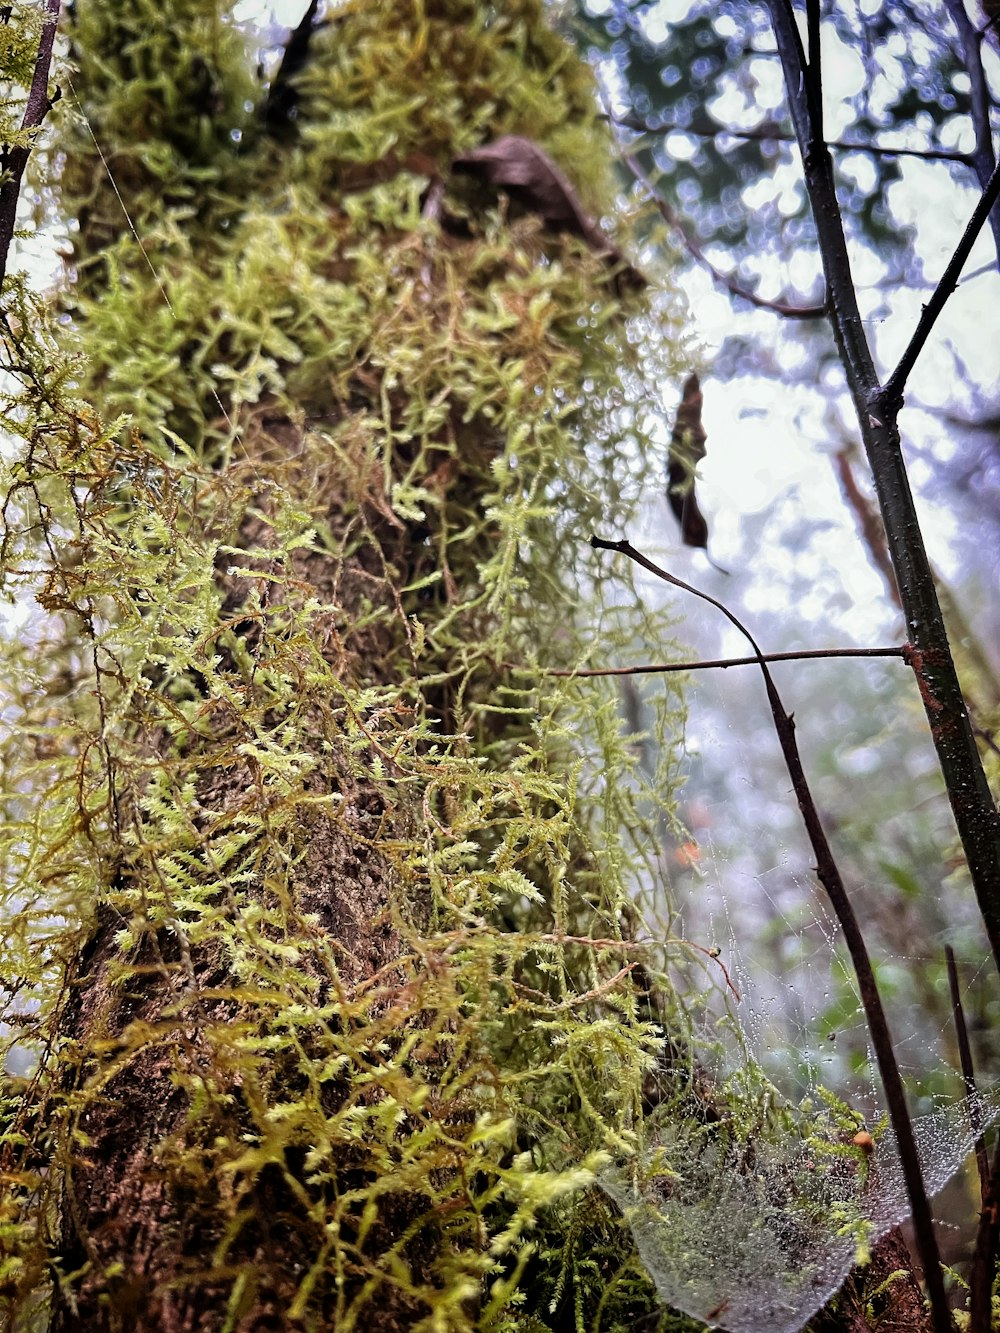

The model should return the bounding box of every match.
[0,0,61,296]
[537,645,906,679]
[766,0,1000,998]
[950,259,995,285]
[969,1137,1000,1333]
[883,156,1000,408]
[944,945,989,1202]
[622,152,826,319]
[424,925,741,1003]
[944,0,1000,269]
[591,530,951,1333]
[607,111,975,165]
[806,0,824,150]
[834,449,903,612]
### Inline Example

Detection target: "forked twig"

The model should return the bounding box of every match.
[591,532,949,1333]
[884,156,1000,408]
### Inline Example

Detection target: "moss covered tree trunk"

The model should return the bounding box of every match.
[0,3,690,1330]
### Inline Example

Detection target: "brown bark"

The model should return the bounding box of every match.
[52,428,420,1331]
[809,1228,933,1333]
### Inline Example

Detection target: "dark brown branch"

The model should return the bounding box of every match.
[944,0,1000,269]
[262,0,320,134]
[805,0,824,150]
[539,645,906,678]
[766,0,1000,1002]
[944,945,989,1201]
[591,531,951,1333]
[884,156,1000,408]
[969,1137,1000,1333]
[0,0,61,296]
[608,111,975,165]
[835,452,1000,751]
[834,449,903,612]
[622,152,827,319]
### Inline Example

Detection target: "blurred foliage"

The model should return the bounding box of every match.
[569,1,988,311]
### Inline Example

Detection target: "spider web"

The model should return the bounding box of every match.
[601,1086,998,1333]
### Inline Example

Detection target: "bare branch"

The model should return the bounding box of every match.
[607,111,975,165]
[884,156,1000,407]
[538,646,906,678]
[944,945,989,1202]
[623,152,826,319]
[805,0,824,150]
[833,449,902,612]
[766,0,1000,1006]
[944,0,1000,269]
[0,0,61,297]
[590,531,950,1333]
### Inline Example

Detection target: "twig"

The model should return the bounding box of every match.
[944,945,989,1202]
[943,0,1000,270]
[0,0,61,296]
[607,111,975,165]
[431,926,741,1003]
[883,156,1000,408]
[767,0,1000,996]
[834,449,903,612]
[805,0,824,150]
[591,531,952,1333]
[536,645,906,679]
[969,1137,1000,1333]
[623,151,826,319]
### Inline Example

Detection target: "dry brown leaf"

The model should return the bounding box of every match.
[453,135,644,289]
[667,373,710,550]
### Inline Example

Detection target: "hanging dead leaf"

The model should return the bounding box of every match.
[453,135,644,290]
[667,373,710,549]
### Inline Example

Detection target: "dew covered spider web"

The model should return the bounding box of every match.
[601,625,1000,1333]
[601,1085,999,1333]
